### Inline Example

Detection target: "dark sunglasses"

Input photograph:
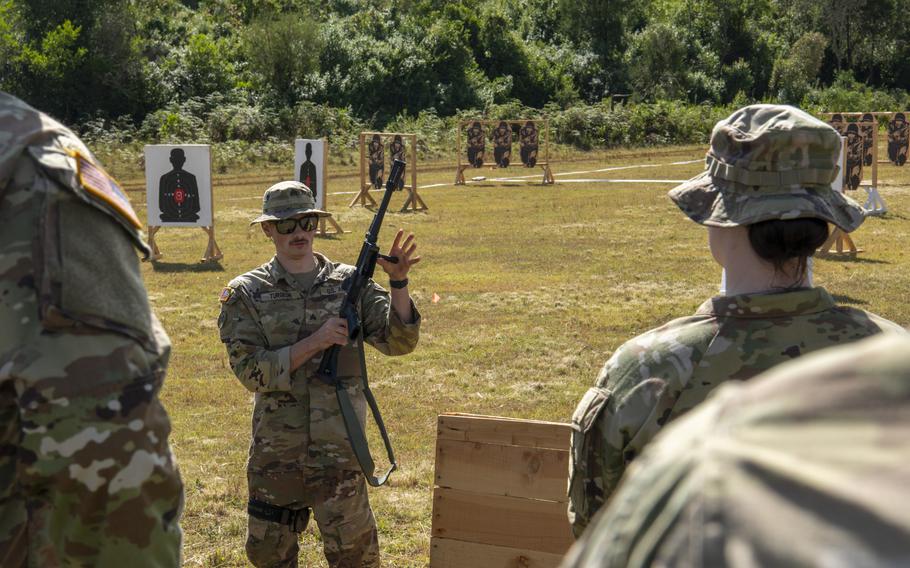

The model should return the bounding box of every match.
[273,216,319,234]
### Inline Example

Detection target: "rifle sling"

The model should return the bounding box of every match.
[333,335,397,487]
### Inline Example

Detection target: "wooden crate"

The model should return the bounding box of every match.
[430,413,574,567]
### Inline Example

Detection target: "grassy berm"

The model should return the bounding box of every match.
[118,145,910,566]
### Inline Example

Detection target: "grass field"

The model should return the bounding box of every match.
[119,142,910,566]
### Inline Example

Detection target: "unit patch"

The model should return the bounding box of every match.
[70,150,143,229]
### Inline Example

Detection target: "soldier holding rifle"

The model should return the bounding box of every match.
[218,180,421,567]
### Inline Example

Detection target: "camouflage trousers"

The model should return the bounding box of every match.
[246,468,379,568]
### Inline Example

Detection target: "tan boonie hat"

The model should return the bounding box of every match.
[250,181,331,224]
[669,104,865,232]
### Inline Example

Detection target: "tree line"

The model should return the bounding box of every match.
[2,0,908,148]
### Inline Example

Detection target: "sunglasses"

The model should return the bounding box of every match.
[273,216,319,234]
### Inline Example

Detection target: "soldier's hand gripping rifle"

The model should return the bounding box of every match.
[315,159,406,487]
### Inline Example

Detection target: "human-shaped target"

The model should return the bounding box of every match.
[888,112,909,166]
[493,121,512,168]
[466,121,485,168]
[389,134,405,191]
[845,123,864,190]
[519,121,539,167]
[368,133,384,188]
[829,113,846,135]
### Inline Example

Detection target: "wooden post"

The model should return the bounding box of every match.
[818,226,860,257]
[400,133,428,212]
[542,119,554,184]
[455,123,466,185]
[316,139,345,235]
[200,226,223,262]
[350,132,378,208]
[146,225,162,261]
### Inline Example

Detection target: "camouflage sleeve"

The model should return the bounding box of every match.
[218,286,292,392]
[568,322,710,537]
[358,279,421,356]
[568,373,665,537]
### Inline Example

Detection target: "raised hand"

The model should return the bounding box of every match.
[377,229,421,281]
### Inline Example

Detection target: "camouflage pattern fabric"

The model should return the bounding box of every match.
[562,331,910,568]
[567,287,903,537]
[669,104,866,232]
[250,180,330,225]
[0,93,183,566]
[246,468,378,567]
[218,253,420,566]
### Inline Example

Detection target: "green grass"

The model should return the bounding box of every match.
[116,143,910,566]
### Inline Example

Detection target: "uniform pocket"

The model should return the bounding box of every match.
[567,386,611,531]
[36,189,155,348]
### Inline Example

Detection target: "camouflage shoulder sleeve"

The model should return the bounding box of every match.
[567,315,717,536]
[358,275,421,356]
[563,384,733,567]
[859,310,908,335]
[217,277,292,393]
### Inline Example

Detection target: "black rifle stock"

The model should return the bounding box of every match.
[315,158,406,486]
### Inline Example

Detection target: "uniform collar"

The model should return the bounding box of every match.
[696,287,836,318]
[265,253,335,286]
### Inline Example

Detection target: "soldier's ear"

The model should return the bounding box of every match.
[261,223,273,239]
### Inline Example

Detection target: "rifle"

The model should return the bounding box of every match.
[316,158,406,487]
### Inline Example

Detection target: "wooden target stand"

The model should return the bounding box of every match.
[146,225,223,263]
[820,112,887,216]
[816,130,861,257]
[351,132,426,212]
[145,152,223,263]
[455,119,554,185]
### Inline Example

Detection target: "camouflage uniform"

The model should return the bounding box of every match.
[562,331,910,568]
[218,183,420,567]
[568,104,901,537]
[0,93,183,565]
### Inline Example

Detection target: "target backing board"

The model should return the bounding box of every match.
[144,144,213,227]
[294,139,326,210]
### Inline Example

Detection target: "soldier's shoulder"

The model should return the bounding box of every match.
[224,263,275,297]
[825,306,908,336]
[598,315,719,394]
[326,259,356,279]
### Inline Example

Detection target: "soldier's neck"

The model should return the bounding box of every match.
[723,266,809,296]
[277,252,317,274]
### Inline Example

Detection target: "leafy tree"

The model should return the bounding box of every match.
[242,11,323,106]
[770,32,827,104]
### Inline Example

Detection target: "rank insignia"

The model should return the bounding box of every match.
[69,150,143,229]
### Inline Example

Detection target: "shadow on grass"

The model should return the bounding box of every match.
[816,255,889,265]
[830,293,868,305]
[151,261,225,273]
[868,212,908,221]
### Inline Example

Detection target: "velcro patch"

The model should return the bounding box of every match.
[220,286,236,304]
[69,150,142,229]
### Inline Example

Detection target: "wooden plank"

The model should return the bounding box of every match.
[431,487,574,554]
[438,413,571,450]
[435,439,569,502]
[430,537,565,568]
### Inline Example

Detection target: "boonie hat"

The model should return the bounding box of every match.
[250,181,330,224]
[669,104,865,232]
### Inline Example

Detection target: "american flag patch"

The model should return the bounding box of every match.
[219,286,235,303]
[70,150,142,229]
